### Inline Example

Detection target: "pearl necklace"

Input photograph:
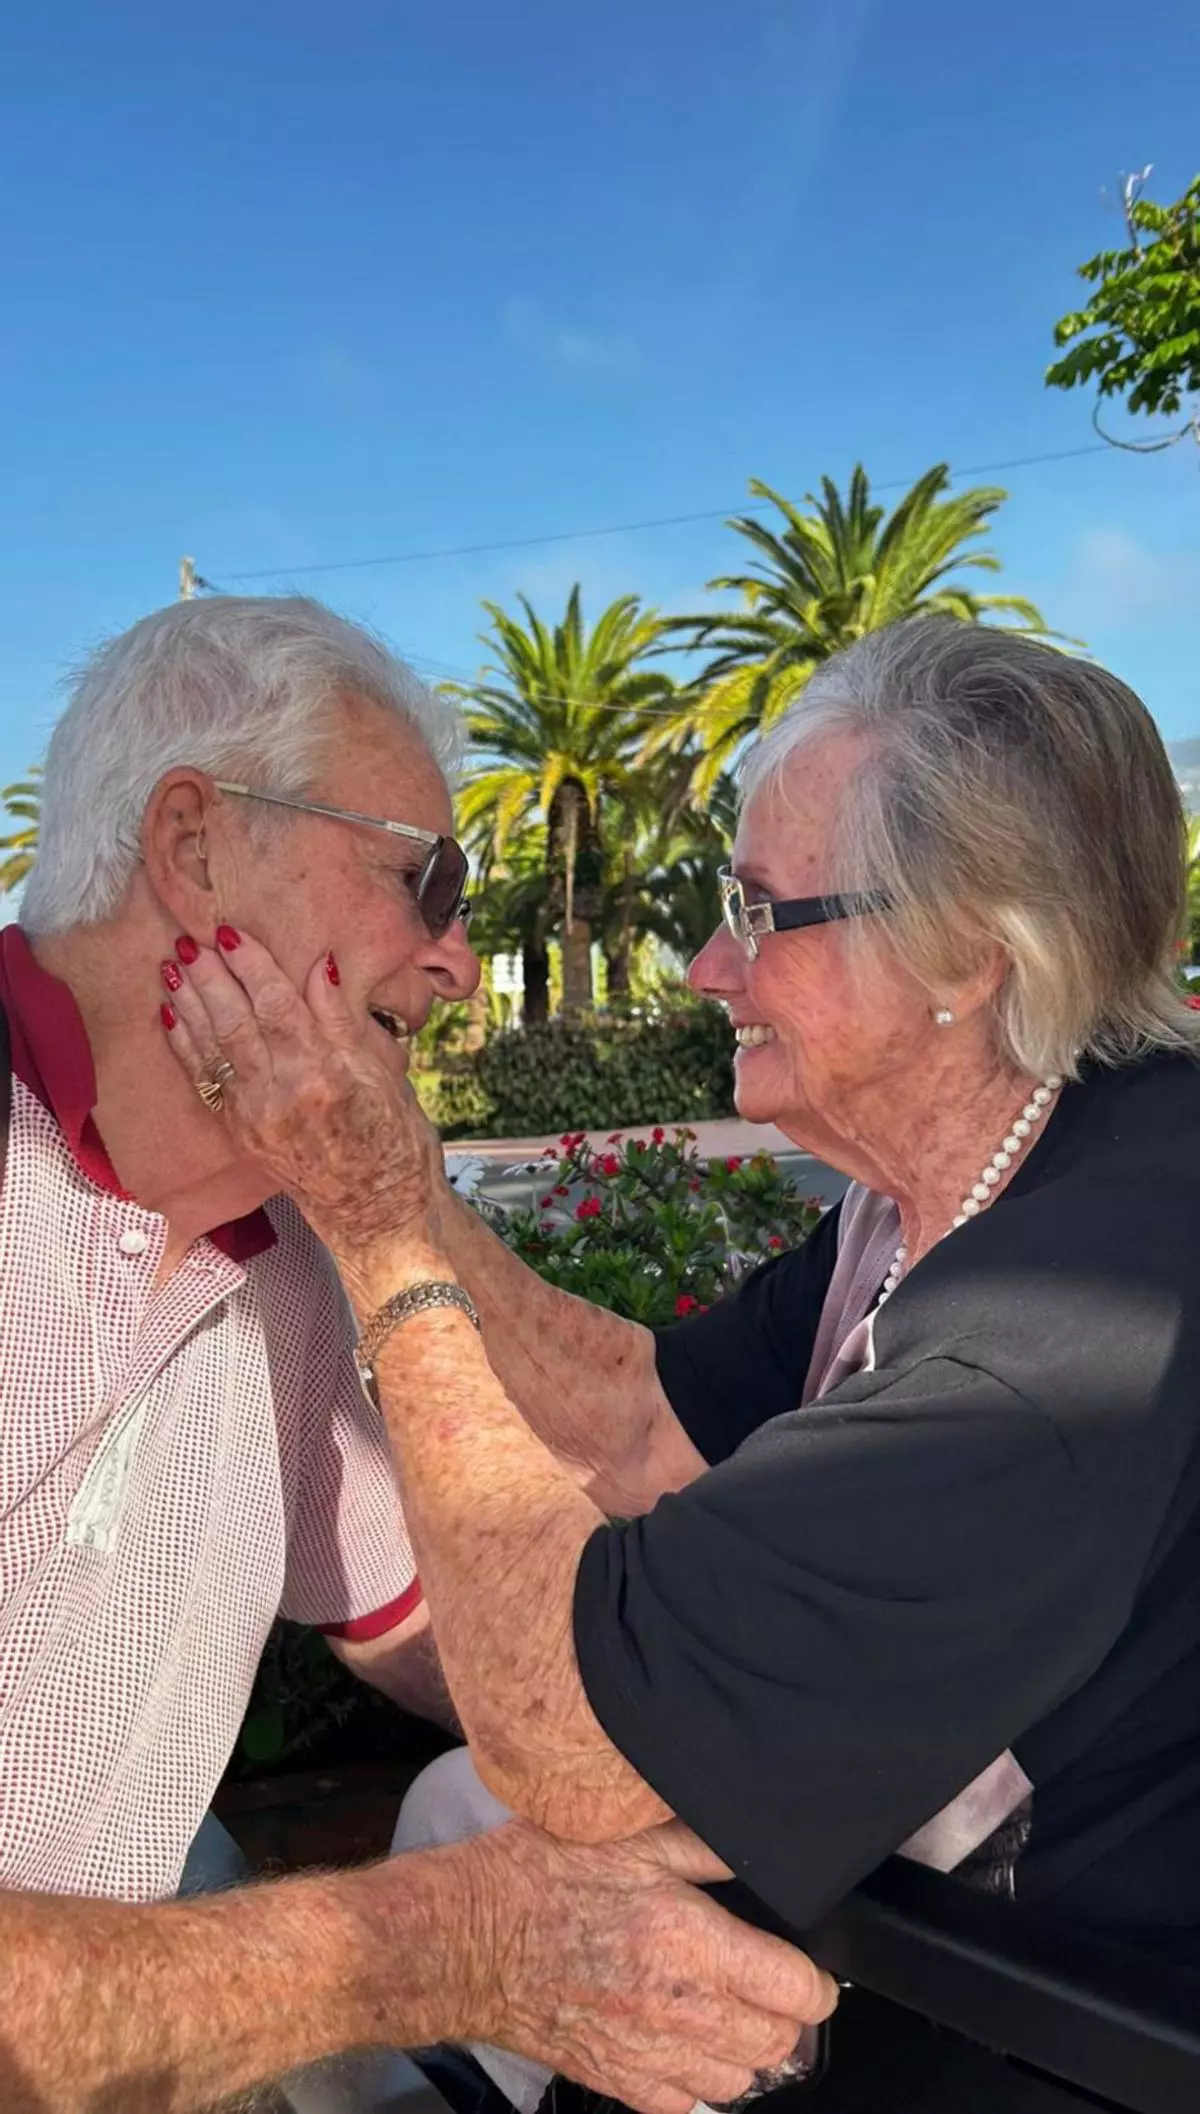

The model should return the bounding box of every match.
[878,1075,1063,1303]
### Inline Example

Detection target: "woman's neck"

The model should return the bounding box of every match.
[783,1047,1058,1268]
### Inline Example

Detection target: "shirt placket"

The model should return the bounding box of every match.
[66,1213,248,1556]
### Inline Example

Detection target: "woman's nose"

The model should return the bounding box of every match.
[688,924,745,999]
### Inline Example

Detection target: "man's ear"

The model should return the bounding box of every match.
[140,771,219,934]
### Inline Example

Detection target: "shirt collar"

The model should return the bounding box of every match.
[0,924,276,1263]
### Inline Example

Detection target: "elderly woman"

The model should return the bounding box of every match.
[165,611,1200,2042]
[0,594,831,2114]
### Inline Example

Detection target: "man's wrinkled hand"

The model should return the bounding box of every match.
[454,1817,837,2114]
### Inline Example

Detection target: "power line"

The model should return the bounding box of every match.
[206,442,1112,588]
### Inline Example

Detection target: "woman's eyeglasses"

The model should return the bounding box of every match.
[717,868,890,961]
[214,782,472,940]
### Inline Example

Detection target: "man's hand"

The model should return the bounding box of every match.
[160,929,437,1261]
[395,1818,838,2114]
[0,1819,834,2114]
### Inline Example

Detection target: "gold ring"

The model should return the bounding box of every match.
[196,1058,236,1114]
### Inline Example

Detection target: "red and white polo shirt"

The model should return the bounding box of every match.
[0,927,419,1903]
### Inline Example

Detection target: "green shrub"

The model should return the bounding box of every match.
[428,1001,736,1139]
[418,1064,494,1136]
[499,1128,823,1326]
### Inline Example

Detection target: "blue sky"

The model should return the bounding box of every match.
[2,0,1199,823]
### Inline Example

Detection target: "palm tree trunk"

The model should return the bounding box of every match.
[604,846,637,1002]
[604,940,629,1000]
[522,938,549,1024]
[559,786,594,1013]
[562,920,593,1014]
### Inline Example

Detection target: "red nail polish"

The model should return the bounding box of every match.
[176,935,200,965]
[160,1003,177,1030]
[216,924,241,952]
[161,960,183,993]
[325,951,340,985]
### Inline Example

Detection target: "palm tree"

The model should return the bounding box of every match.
[651,466,1050,800]
[465,823,554,1025]
[594,761,734,991]
[452,587,676,1012]
[0,768,41,895]
[632,774,739,967]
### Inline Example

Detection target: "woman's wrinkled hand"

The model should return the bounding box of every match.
[160,927,440,1258]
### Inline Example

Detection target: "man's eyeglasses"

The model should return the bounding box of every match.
[717,868,890,960]
[214,782,473,939]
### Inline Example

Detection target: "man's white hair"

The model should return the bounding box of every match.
[21,595,463,934]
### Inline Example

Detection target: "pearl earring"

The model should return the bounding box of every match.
[934,1007,955,1026]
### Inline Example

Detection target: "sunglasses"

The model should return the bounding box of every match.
[717,868,891,960]
[214,782,473,940]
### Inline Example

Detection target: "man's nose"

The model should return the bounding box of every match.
[420,919,481,1000]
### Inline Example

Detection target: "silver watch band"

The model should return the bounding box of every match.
[355,1279,481,1377]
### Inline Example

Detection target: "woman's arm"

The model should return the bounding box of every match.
[431,1180,708,1514]
[358,1237,673,1840]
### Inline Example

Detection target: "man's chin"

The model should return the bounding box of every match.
[368,1019,413,1078]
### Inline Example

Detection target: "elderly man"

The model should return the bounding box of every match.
[0,594,832,2113]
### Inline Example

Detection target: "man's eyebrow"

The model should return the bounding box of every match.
[732,863,778,890]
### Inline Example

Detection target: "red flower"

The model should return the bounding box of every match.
[767,1235,784,1250]
[598,1152,621,1176]
[555,1185,569,1197]
[652,1126,665,1144]
[540,1219,554,1233]
[688,1178,702,1193]
[1187,996,1200,1011]
[540,1194,555,1208]
[633,1138,648,1153]
[726,1156,743,1172]
[576,1195,602,1220]
[674,1294,700,1316]
[607,1132,625,1144]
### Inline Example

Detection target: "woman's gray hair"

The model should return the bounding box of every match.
[740,616,1198,1079]
[22,595,463,934]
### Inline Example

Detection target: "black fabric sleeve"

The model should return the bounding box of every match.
[652,1201,842,1465]
[573,1356,1130,1932]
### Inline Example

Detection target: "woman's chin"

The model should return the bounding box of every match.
[732,1045,783,1126]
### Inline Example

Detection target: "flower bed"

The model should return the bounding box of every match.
[498,1125,823,1327]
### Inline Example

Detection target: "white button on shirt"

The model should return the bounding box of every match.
[0,1080,418,1904]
